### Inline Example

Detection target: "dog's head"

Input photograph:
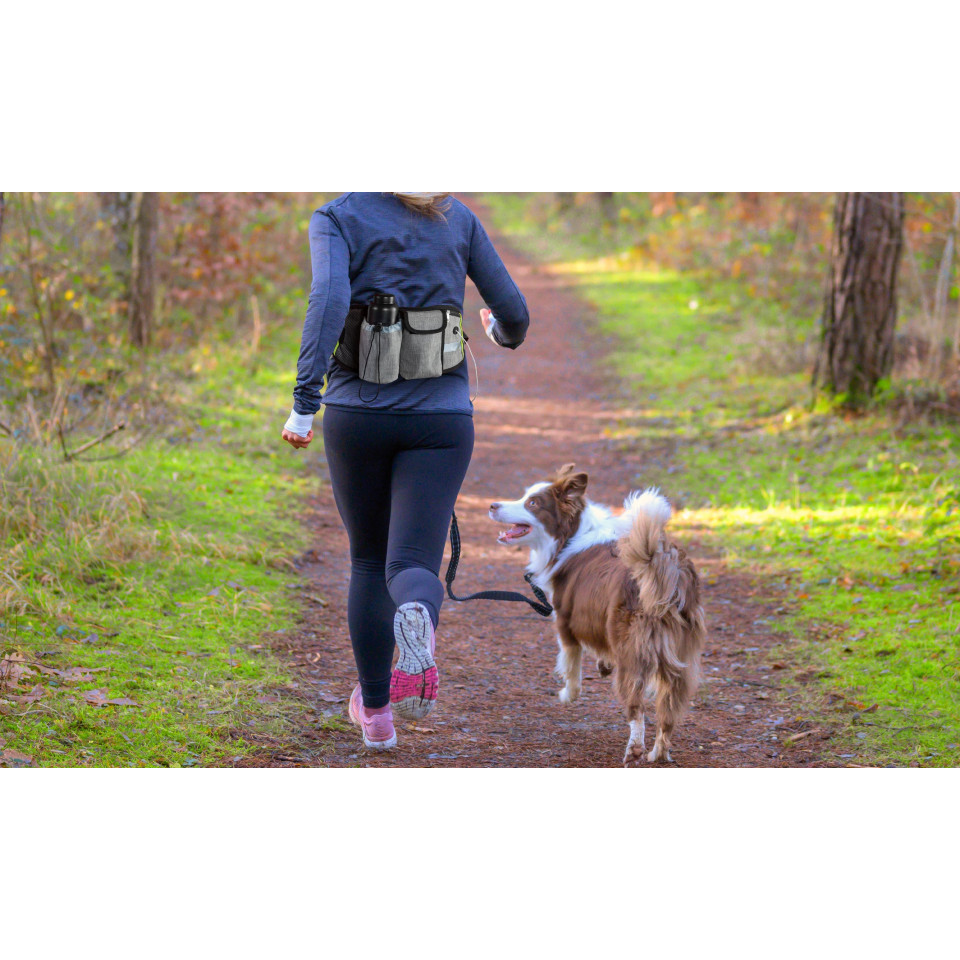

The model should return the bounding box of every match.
[489,463,589,556]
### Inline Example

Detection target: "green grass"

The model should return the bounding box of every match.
[481,194,960,767]
[0,323,322,768]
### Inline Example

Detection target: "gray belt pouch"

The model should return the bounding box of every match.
[399,309,446,380]
[442,312,465,371]
[358,319,402,384]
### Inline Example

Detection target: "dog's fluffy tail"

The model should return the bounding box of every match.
[618,488,679,616]
[617,488,705,741]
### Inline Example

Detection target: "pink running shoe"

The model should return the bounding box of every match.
[348,685,397,751]
[390,601,438,720]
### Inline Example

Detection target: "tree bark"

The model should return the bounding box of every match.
[815,192,905,405]
[128,192,158,349]
[99,191,136,291]
[598,192,617,220]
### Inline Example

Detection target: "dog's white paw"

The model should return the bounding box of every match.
[623,743,645,767]
[557,685,580,705]
[647,744,672,764]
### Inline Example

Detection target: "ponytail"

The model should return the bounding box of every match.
[392,192,452,220]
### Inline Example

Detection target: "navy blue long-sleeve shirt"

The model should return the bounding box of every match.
[291,193,529,418]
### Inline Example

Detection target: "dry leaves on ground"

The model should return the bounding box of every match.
[81,688,139,708]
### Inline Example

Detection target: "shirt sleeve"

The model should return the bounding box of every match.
[467,215,529,349]
[292,210,352,415]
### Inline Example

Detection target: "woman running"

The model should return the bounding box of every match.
[281,192,529,751]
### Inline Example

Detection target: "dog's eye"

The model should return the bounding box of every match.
[527,498,537,507]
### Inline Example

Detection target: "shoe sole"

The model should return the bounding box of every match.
[391,604,439,721]
[363,731,398,751]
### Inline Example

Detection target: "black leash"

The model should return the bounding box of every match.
[444,512,554,617]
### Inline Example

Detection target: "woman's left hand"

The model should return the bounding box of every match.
[282,428,314,449]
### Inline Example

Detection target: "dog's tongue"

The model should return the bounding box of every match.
[498,523,530,544]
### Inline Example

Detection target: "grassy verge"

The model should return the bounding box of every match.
[481,194,960,768]
[0,322,321,768]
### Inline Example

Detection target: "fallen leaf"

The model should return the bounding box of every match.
[784,728,821,744]
[59,667,105,683]
[317,693,345,703]
[0,655,34,685]
[14,684,46,704]
[82,688,138,707]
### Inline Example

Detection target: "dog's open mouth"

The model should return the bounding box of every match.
[497,523,531,544]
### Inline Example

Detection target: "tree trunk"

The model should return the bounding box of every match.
[815,192,905,405]
[128,192,158,349]
[598,192,617,220]
[99,192,136,291]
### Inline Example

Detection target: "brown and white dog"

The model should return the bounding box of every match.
[489,463,705,766]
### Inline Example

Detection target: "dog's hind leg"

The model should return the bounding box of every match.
[597,658,614,678]
[648,673,681,763]
[612,656,648,766]
[624,711,646,767]
[618,680,647,767]
[554,621,582,705]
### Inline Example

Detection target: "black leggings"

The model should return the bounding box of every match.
[322,407,475,707]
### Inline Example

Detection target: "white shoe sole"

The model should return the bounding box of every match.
[362,731,398,751]
[391,603,438,721]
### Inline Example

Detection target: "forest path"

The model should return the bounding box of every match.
[265,200,827,768]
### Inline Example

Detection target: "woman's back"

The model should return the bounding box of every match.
[325,192,473,309]
[294,192,529,416]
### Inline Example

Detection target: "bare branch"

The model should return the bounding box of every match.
[75,429,151,462]
[64,421,126,461]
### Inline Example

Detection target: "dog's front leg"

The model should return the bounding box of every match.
[555,625,582,704]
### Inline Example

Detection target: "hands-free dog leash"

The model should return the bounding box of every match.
[444,512,554,617]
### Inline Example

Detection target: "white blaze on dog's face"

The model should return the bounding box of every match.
[489,467,589,559]
[489,481,551,547]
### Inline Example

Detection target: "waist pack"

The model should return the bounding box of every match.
[334,293,467,385]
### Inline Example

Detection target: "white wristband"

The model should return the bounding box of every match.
[485,316,501,344]
[284,409,315,436]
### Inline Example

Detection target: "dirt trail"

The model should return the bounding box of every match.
[264,201,828,768]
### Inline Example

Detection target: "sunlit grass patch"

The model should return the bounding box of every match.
[674,500,960,766]
[0,323,322,768]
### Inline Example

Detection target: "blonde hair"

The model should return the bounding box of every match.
[393,192,452,219]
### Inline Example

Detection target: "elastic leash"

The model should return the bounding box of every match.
[444,512,554,617]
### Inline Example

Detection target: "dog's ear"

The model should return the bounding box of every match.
[558,470,588,499]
